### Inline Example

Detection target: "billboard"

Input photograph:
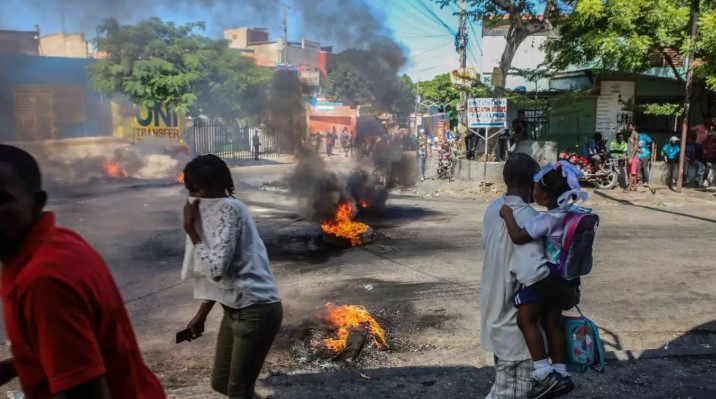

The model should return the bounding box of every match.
[467,98,507,129]
[132,102,185,141]
[300,70,321,86]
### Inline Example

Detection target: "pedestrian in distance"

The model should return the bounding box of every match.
[0,145,165,399]
[340,127,350,157]
[624,125,641,193]
[416,133,429,182]
[181,154,283,399]
[662,136,681,188]
[634,125,655,187]
[325,128,335,157]
[684,135,703,186]
[313,132,322,153]
[252,129,261,161]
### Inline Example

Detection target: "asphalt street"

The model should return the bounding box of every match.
[1,158,715,398]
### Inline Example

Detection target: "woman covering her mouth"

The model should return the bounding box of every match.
[180,154,282,399]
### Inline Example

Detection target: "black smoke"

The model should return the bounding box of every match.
[20,0,404,56]
[285,146,391,222]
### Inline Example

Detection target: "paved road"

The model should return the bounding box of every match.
[2,161,715,398]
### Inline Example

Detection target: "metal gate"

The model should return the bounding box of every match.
[189,121,285,161]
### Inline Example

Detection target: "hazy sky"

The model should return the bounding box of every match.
[3,0,482,81]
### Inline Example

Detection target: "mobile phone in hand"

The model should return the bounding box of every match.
[176,328,200,344]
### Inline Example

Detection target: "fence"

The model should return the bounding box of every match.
[189,121,289,161]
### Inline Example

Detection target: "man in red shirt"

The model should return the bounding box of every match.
[0,145,165,399]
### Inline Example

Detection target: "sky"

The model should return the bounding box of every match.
[2,0,482,82]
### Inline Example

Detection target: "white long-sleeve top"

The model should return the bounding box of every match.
[181,197,281,309]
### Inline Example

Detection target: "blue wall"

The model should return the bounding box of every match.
[0,54,112,142]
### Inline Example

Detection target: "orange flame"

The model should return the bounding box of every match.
[176,172,185,184]
[319,302,388,353]
[321,202,370,247]
[103,160,129,179]
[358,200,369,209]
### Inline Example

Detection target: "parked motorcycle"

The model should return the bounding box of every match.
[559,151,619,190]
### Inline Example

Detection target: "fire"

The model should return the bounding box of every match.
[103,160,128,179]
[321,202,370,247]
[358,200,369,209]
[319,302,388,353]
[176,172,185,184]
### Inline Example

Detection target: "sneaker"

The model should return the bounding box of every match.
[545,375,576,398]
[527,371,562,399]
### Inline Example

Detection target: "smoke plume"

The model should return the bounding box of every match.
[20,0,404,59]
[285,146,391,222]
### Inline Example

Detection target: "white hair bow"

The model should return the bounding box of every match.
[533,161,589,207]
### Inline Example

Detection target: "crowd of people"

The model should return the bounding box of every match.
[311,126,356,158]
[590,123,716,192]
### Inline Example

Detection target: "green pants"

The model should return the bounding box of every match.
[211,302,283,398]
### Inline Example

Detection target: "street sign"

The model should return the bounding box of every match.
[467,98,507,129]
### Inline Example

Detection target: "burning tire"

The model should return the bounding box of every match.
[276,224,324,255]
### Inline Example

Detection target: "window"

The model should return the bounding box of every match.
[523,107,549,140]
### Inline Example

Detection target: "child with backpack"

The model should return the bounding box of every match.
[499,161,596,399]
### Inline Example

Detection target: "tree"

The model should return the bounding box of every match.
[418,73,490,126]
[543,0,716,119]
[88,17,272,119]
[437,1,568,95]
[323,47,415,119]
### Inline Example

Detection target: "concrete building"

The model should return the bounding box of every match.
[0,28,40,55]
[40,32,90,58]
[480,23,554,90]
[0,54,112,143]
[223,27,331,86]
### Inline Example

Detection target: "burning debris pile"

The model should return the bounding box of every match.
[294,303,388,364]
[102,160,129,179]
[321,202,375,247]
[100,158,185,185]
[274,147,386,251]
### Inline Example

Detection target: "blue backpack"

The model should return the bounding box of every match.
[562,305,606,374]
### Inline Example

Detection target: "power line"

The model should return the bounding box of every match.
[417,0,457,35]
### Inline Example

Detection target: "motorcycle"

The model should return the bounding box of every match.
[559,151,619,190]
[437,148,454,181]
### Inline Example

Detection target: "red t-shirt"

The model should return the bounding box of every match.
[1,213,165,399]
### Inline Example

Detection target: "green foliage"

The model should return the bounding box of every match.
[698,6,716,90]
[87,17,272,118]
[624,102,684,116]
[545,0,716,90]
[417,73,490,126]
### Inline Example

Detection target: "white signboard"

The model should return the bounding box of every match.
[467,98,508,129]
[595,81,635,141]
[300,70,321,86]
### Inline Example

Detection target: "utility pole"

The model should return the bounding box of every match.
[458,0,468,128]
[676,0,700,193]
[282,3,289,66]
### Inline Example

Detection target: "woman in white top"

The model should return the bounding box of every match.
[181,154,282,399]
